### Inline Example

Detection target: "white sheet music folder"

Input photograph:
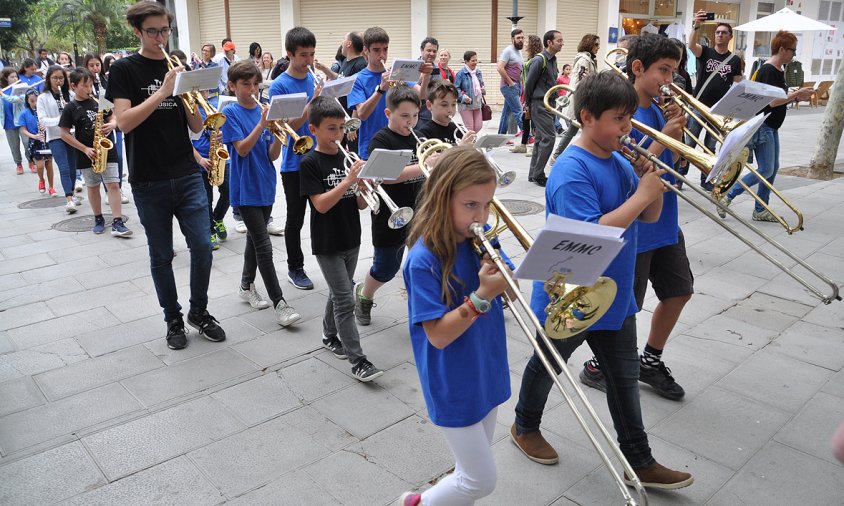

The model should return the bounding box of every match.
[707,113,767,184]
[174,66,224,94]
[710,80,785,121]
[267,93,308,121]
[358,149,412,181]
[320,75,358,99]
[389,59,423,82]
[514,215,625,285]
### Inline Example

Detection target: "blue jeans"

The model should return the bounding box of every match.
[115,130,124,187]
[514,315,655,469]
[48,139,73,197]
[370,245,405,283]
[727,124,779,213]
[132,172,212,321]
[498,84,523,135]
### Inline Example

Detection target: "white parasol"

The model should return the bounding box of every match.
[735,7,836,32]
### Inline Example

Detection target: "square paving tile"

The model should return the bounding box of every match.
[708,441,844,505]
[0,441,106,506]
[211,373,302,426]
[311,382,415,439]
[774,392,844,466]
[650,387,791,470]
[0,376,45,417]
[769,320,844,370]
[302,449,410,506]
[225,470,339,505]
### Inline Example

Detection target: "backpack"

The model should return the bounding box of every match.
[520,53,547,88]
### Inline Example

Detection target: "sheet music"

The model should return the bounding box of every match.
[358,149,412,180]
[266,93,308,120]
[708,113,767,184]
[389,59,423,82]
[173,66,224,95]
[710,80,785,121]
[320,75,358,99]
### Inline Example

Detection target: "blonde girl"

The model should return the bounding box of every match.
[399,146,512,506]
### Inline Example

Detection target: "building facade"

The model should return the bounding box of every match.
[171,0,841,105]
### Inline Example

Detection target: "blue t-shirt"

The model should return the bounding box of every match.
[19,74,44,92]
[632,104,679,253]
[530,146,640,331]
[16,107,38,135]
[268,72,316,173]
[403,239,511,427]
[221,102,276,207]
[347,68,387,160]
[191,107,211,159]
[3,90,20,130]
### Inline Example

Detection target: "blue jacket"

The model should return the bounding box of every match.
[454,67,485,109]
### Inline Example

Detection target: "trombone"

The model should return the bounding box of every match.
[604,48,803,233]
[250,95,313,154]
[336,141,414,229]
[544,84,840,304]
[468,204,645,505]
[335,97,361,133]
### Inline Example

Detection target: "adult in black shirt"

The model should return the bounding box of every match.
[721,31,813,222]
[415,37,441,128]
[688,12,743,187]
[107,1,226,349]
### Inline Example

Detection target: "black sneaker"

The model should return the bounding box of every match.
[166,317,188,350]
[639,362,685,400]
[322,335,347,360]
[187,310,227,342]
[351,359,383,382]
[578,358,607,392]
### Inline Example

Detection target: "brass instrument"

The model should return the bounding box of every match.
[336,141,414,229]
[544,84,841,304]
[250,95,313,155]
[604,49,803,233]
[92,105,114,174]
[161,45,229,186]
[334,97,361,133]
[468,207,644,505]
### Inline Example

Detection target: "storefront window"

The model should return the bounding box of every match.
[620,0,649,15]
[753,2,775,57]
[654,0,676,17]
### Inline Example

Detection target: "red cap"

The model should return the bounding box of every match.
[223,42,236,51]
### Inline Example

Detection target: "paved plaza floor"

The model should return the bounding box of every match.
[0,108,843,505]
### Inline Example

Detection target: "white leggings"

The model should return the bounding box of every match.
[421,408,498,505]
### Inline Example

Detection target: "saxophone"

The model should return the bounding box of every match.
[92,107,113,174]
[207,125,228,186]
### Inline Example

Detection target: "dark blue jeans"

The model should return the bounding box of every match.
[132,172,212,322]
[514,315,655,469]
[498,83,523,134]
[48,139,73,197]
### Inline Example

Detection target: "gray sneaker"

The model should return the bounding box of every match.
[351,359,383,382]
[354,283,375,326]
[239,283,270,309]
[275,300,301,327]
[752,209,778,222]
[716,196,732,219]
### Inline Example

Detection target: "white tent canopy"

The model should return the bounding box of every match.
[735,7,836,32]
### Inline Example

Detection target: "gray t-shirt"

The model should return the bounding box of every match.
[498,45,524,88]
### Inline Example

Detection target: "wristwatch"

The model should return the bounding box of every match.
[469,291,492,314]
[375,86,385,94]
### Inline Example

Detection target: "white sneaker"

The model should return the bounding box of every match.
[72,195,82,206]
[120,190,130,204]
[234,220,247,233]
[238,283,270,309]
[65,201,77,214]
[74,180,83,193]
[275,300,301,327]
[267,217,284,236]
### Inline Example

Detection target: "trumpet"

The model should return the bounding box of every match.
[468,205,644,505]
[250,95,313,154]
[604,49,802,233]
[455,119,517,187]
[336,141,414,229]
[544,84,840,304]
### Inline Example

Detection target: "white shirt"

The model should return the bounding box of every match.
[666,22,686,40]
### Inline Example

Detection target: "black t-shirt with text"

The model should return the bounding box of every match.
[368,127,424,247]
[416,120,462,146]
[693,46,742,107]
[59,98,118,169]
[105,52,198,184]
[755,63,788,130]
[299,150,363,255]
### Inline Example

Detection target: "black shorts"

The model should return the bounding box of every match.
[634,231,694,309]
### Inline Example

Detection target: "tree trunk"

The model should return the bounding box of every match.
[807,61,844,180]
[93,22,107,56]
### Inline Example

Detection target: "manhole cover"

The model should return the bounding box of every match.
[53,215,130,232]
[18,198,67,209]
[498,199,544,216]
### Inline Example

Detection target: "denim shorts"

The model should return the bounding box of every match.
[369,245,406,283]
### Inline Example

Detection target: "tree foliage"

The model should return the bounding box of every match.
[0,0,42,55]
[50,0,128,56]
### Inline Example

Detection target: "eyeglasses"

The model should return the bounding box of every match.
[50,76,65,81]
[142,27,172,37]
[786,47,797,53]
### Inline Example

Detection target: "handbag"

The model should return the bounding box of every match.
[481,97,492,121]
